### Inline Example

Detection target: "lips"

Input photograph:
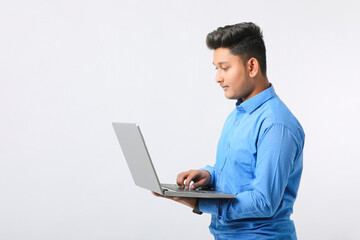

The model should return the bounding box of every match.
[221,85,228,90]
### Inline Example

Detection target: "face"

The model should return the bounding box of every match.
[213,48,255,101]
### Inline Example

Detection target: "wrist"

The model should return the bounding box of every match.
[192,199,203,215]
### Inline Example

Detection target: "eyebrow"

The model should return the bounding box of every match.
[213,61,229,65]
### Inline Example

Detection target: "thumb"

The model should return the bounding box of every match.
[191,178,207,189]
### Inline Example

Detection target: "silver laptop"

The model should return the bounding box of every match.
[112,122,235,198]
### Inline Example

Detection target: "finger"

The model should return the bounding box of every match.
[184,171,198,189]
[177,171,190,188]
[191,170,211,189]
[191,178,208,189]
[176,172,184,188]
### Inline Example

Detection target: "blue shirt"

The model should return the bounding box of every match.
[199,85,305,240]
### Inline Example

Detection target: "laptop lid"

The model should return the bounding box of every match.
[112,122,163,194]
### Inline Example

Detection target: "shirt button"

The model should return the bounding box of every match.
[235,120,239,125]
[225,147,228,151]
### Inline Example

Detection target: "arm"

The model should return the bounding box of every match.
[199,124,303,220]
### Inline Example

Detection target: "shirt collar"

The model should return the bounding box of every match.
[236,84,277,113]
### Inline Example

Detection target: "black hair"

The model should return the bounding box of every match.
[206,22,267,76]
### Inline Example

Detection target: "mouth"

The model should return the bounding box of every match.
[221,85,228,90]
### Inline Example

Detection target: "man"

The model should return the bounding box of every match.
[153,22,305,239]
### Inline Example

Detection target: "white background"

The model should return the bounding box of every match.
[1,0,360,239]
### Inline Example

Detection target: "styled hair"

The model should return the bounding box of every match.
[206,22,267,76]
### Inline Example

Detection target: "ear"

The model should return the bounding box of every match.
[247,58,259,78]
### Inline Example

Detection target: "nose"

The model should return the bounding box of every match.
[215,70,223,84]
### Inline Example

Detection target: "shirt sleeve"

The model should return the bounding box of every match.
[198,123,303,221]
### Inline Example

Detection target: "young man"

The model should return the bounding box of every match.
[153,22,304,239]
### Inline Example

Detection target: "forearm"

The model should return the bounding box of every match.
[152,192,197,209]
[175,197,197,209]
[198,189,277,221]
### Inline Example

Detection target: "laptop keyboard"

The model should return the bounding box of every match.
[161,183,208,193]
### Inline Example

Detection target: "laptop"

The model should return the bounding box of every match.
[112,122,235,199]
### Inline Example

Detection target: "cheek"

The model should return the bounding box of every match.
[228,70,244,87]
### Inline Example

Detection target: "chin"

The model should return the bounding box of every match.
[224,93,236,99]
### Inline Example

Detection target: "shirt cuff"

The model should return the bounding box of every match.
[198,198,219,215]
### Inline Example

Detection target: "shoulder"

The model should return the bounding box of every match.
[257,96,305,144]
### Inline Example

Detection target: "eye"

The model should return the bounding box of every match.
[222,67,229,71]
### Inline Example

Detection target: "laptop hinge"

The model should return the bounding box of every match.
[162,188,169,195]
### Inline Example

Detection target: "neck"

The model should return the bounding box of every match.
[242,76,270,102]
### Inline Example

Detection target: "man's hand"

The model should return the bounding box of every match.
[177,170,211,190]
[151,192,197,209]
[151,170,211,209]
